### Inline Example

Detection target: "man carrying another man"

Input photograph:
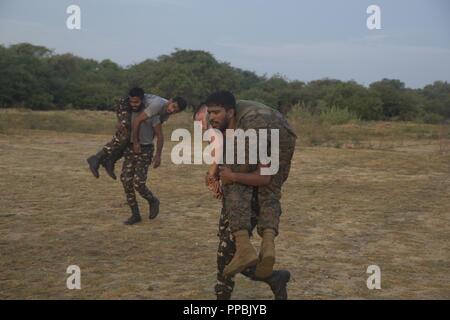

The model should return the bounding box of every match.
[86,88,187,224]
[201,91,297,298]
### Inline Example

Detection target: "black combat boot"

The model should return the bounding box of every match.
[259,270,290,300]
[124,205,141,225]
[216,292,232,300]
[103,157,117,180]
[148,197,160,220]
[86,150,106,178]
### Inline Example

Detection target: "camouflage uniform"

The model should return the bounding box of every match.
[223,100,297,236]
[101,96,170,164]
[215,188,259,297]
[100,97,132,163]
[120,143,156,207]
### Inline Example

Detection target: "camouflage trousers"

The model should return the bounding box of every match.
[256,128,296,236]
[223,127,296,237]
[215,189,259,297]
[120,144,156,208]
[100,128,130,164]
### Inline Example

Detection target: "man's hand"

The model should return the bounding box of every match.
[153,123,164,169]
[133,142,141,154]
[153,154,161,168]
[205,172,223,199]
[219,166,235,185]
[220,164,271,187]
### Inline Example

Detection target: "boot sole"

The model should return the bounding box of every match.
[223,257,258,277]
[102,163,117,180]
[105,170,117,180]
[123,218,142,225]
[254,255,275,279]
[106,173,117,180]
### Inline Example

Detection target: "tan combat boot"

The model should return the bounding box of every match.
[223,230,258,277]
[254,229,276,279]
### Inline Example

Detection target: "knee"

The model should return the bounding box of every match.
[258,191,281,208]
[133,177,145,192]
[258,202,281,218]
[121,174,133,189]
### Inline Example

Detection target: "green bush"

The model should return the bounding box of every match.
[421,113,445,124]
[319,106,360,125]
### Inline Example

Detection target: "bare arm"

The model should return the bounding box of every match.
[219,165,271,187]
[131,112,149,153]
[152,123,164,168]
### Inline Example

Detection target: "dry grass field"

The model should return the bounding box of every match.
[0,109,449,299]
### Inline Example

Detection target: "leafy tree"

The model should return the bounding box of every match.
[324,81,383,120]
[421,81,450,119]
[0,42,448,122]
[369,79,421,120]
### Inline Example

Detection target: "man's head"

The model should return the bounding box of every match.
[193,102,208,130]
[128,87,145,110]
[205,90,236,131]
[166,96,188,114]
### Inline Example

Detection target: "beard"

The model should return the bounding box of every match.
[210,119,228,132]
[131,102,144,112]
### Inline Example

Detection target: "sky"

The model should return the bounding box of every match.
[0,0,449,88]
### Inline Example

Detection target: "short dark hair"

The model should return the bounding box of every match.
[172,96,188,111]
[129,87,145,99]
[205,90,236,110]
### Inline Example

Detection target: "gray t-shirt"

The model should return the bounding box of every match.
[143,94,168,120]
[131,113,161,145]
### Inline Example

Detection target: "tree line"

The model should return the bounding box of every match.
[1,42,449,123]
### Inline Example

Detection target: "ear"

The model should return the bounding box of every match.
[226,108,235,118]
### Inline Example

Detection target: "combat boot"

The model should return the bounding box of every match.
[103,157,117,180]
[216,292,231,300]
[261,270,290,300]
[254,229,276,278]
[87,150,106,178]
[124,205,141,225]
[223,230,258,277]
[148,197,160,220]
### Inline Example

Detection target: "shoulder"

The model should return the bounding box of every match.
[237,100,273,130]
[144,94,167,109]
[239,113,269,131]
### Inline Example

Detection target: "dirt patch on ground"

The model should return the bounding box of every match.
[0,130,449,299]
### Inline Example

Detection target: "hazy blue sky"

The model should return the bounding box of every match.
[1,0,449,88]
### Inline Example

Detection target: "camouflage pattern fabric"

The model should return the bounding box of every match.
[120,143,155,207]
[101,97,132,162]
[223,103,297,236]
[215,188,259,297]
